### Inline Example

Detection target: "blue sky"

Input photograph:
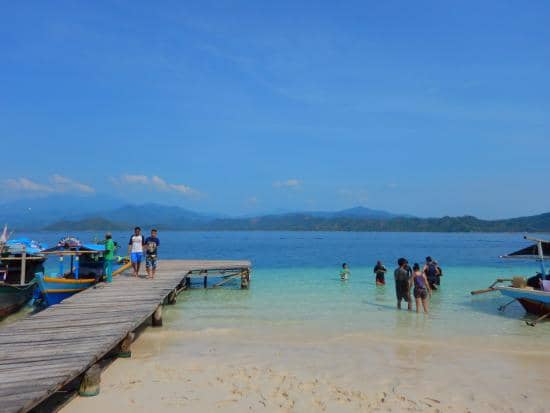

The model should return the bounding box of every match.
[1,0,549,218]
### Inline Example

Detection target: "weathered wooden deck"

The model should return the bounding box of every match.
[0,259,251,413]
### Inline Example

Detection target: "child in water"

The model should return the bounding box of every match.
[340,263,350,281]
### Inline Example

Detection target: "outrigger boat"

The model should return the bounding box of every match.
[36,236,129,307]
[471,236,550,326]
[0,228,47,318]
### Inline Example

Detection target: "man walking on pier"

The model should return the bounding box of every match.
[104,232,115,282]
[128,227,145,277]
[145,229,160,279]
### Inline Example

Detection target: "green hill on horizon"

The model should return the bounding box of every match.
[43,211,550,233]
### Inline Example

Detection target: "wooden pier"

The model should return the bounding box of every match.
[0,259,251,413]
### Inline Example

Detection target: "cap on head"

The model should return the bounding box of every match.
[426,256,432,263]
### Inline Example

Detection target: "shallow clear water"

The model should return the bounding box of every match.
[11,230,550,342]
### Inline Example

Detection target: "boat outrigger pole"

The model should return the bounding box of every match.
[524,236,546,276]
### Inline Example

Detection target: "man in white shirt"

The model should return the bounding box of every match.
[128,227,145,277]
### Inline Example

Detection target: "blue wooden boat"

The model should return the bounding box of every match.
[495,286,550,315]
[36,237,123,307]
[473,236,550,325]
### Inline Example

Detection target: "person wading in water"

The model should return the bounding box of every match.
[394,258,412,310]
[412,263,431,313]
[373,260,387,286]
[340,263,351,281]
[423,256,441,290]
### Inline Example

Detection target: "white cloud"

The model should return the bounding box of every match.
[5,177,54,193]
[51,174,95,193]
[151,175,169,190]
[3,175,95,194]
[273,179,301,189]
[112,174,201,198]
[120,174,150,185]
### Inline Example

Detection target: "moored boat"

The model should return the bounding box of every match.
[495,286,550,316]
[36,236,128,306]
[471,236,550,325]
[0,282,37,318]
[0,231,46,318]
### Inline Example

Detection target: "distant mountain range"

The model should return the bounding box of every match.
[1,195,549,232]
[41,205,410,231]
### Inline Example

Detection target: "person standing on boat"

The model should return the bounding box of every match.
[128,227,145,277]
[373,260,387,285]
[104,232,115,283]
[412,263,431,313]
[145,229,160,279]
[394,258,412,310]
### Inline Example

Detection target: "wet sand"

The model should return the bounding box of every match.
[62,325,550,413]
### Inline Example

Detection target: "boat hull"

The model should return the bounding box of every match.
[0,281,36,318]
[496,286,550,316]
[36,276,96,306]
[516,298,550,316]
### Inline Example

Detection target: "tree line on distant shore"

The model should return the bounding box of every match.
[43,212,550,233]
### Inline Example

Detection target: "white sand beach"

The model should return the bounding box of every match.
[63,324,550,413]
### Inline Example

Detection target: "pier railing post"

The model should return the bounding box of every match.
[152,305,163,327]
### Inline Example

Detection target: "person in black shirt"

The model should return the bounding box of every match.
[145,229,160,279]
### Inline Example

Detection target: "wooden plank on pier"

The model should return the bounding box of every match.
[0,259,251,413]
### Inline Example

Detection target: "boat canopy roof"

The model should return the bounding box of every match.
[41,244,105,253]
[501,239,550,260]
[40,237,105,253]
[4,238,46,255]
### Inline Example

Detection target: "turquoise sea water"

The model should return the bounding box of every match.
[17,231,550,343]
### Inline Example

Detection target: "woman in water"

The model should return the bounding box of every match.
[340,263,350,281]
[373,260,387,286]
[412,263,431,313]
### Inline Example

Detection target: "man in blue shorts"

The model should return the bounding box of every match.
[128,227,145,277]
[145,229,160,279]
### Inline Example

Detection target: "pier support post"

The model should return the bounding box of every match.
[152,305,163,327]
[117,332,135,358]
[79,364,101,397]
[241,269,250,289]
[203,275,208,288]
[168,289,177,305]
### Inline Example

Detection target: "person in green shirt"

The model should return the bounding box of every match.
[104,232,115,283]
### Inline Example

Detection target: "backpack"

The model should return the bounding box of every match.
[427,263,438,280]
